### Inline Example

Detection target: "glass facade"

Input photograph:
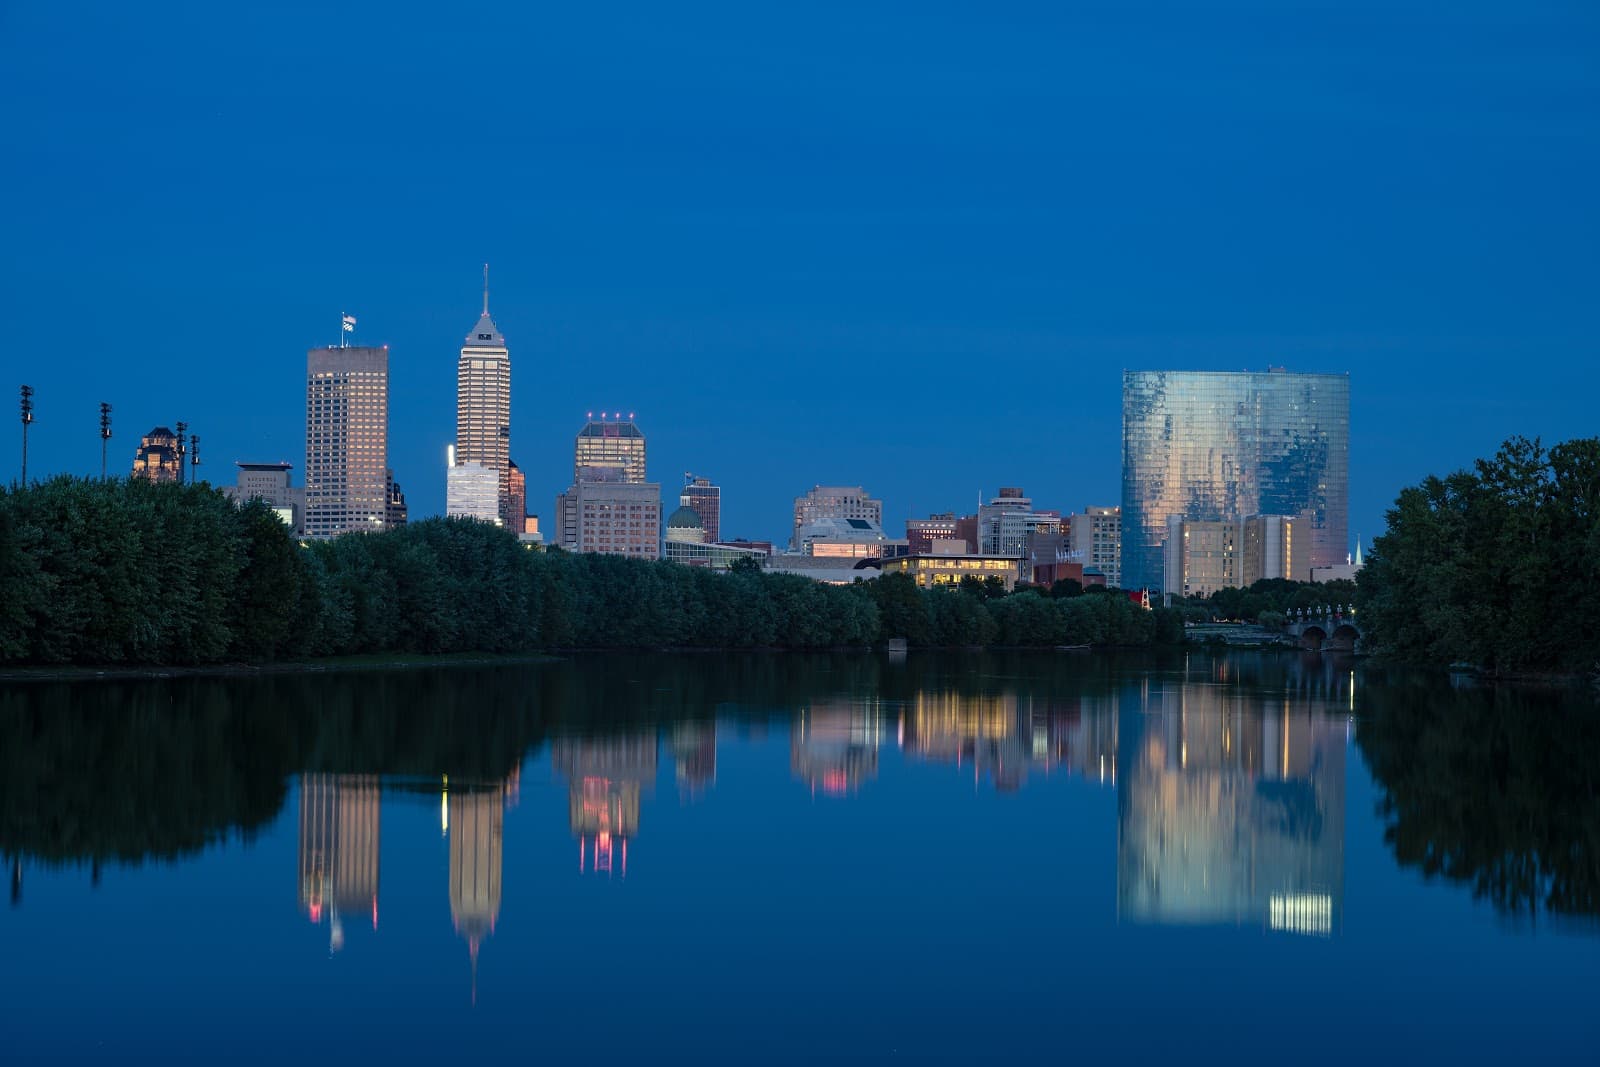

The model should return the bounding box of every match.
[1121,370,1348,594]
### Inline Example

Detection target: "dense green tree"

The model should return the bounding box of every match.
[1358,435,1600,673]
[867,572,931,644]
[227,500,307,660]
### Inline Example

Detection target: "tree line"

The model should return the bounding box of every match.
[0,477,1181,667]
[1355,436,1600,674]
[1171,577,1359,628]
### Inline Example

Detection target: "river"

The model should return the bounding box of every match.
[2,650,1595,1063]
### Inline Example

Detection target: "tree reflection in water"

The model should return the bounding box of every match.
[2,651,1595,929]
[1356,672,1600,925]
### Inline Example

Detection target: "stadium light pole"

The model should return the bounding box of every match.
[19,385,34,486]
[174,420,188,486]
[99,402,113,480]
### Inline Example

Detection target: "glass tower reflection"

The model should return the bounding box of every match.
[1116,677,1346,935]
[1121,369,1350,594]
[296,774,381,952]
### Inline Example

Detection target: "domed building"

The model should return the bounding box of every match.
[662,489,768,570]
[665,495,708,546]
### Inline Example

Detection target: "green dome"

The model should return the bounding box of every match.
[667,505,704,530]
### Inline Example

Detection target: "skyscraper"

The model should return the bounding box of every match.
[1121,369,1349,594]
[455,268,513,524]
[305,345,391,538]
[574,415,647,483]
[683,475,721,544]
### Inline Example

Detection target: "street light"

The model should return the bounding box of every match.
[19,385,34,486]
[174,421,188,485]
[189,433,200,482]
[99,402,113,480]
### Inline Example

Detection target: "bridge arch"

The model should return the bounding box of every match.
[1327,623,1359,652]
[1299,625,1327,651]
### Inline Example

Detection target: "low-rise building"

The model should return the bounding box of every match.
[796,516,905,558]
[764,555,880,585]
[877,553,1023,592]
[222,461,305,533]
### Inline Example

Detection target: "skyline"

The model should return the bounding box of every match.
[4,3,1597,546]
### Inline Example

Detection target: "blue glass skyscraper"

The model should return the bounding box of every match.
[1120,370,1349,594]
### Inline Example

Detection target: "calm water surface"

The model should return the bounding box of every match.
[3,651,1596,1063]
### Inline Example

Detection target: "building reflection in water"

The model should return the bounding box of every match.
[552,734,657,878]
[1116,675,1346,936]
[297,774,381,953]
[670,720,717,798]
[440,771,516,1001]
[791,701,885,797]
[900,692,1119,792]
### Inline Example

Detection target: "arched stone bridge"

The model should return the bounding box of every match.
[1283,608,1362,652]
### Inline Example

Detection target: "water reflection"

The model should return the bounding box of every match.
[669,720,717,797]
[901,690,1120,791]
[297,774,381,950]
[448,778,510,985]
[1,651,1595,935]
[1117,684,1345,935]
[554,734,656,876]
[792,702,885,797]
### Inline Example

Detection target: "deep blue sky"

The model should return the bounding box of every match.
[3,2,1596,545]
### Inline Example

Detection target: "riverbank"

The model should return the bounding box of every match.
[0,650,562,685]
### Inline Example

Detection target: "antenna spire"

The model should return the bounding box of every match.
[482,263,490,315]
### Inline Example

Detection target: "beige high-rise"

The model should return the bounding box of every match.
[305,345,390,539]
[456,271,512,524]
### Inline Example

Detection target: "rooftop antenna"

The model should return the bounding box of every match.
[483,263,490,315]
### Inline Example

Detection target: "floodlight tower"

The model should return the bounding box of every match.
[174,421,188,486]
[19,385,34,486]
[99,402,113,480]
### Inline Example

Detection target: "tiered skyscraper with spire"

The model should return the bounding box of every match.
[454,265,514,525]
